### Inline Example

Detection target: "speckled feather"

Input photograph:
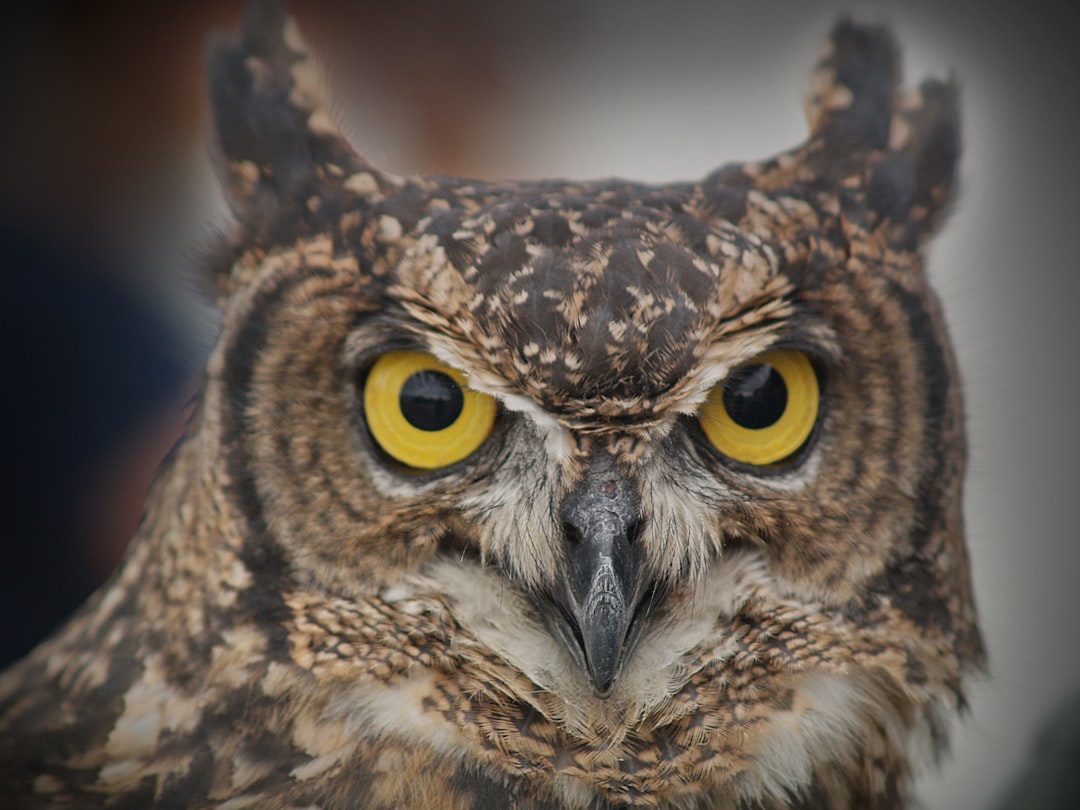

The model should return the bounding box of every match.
[0,3,982,808]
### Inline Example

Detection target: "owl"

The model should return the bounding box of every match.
[0,2,984,808]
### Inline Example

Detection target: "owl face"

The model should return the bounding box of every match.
[227,156,970,698]
[186,10,984,806]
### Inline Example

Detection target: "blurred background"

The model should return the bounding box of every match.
[1,1,1076,807]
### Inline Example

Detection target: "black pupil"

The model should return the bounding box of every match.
[722,364,787,429]
[399,370,464,431]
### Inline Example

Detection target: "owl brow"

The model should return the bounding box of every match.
[754,315,843,365]
[341,315,457,368]
[699,305,839,371]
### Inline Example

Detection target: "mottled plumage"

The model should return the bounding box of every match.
[0,2,983,808]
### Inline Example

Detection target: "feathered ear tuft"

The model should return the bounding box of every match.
[806,18,901,155]
[806,18,960,242]
[879,76,961,239]
[205,0,379,248]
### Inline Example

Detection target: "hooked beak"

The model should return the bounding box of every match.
[545,453,653,697]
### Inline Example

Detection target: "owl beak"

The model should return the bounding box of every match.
[560,515,643,696]
[548,453,646,698]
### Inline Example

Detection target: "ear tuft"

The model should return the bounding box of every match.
[898,77,961,233]
[863,76,961,243]
[806,18,900,154]
[805,19,961,241]
[205,0,371,247]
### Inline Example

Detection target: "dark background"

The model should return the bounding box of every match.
[1,2,1076,808]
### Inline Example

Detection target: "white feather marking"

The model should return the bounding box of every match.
[322,674,464,760]
[411,551,773,730]
[103,654,201,763]
[491,392,573,462]
[736,670,911,804]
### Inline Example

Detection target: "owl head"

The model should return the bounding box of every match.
[193,1,983,803]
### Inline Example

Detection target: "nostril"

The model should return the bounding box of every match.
[563,521,583,546]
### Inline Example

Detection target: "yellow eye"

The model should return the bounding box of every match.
[363,351,496,470]
[698,349,819,466]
